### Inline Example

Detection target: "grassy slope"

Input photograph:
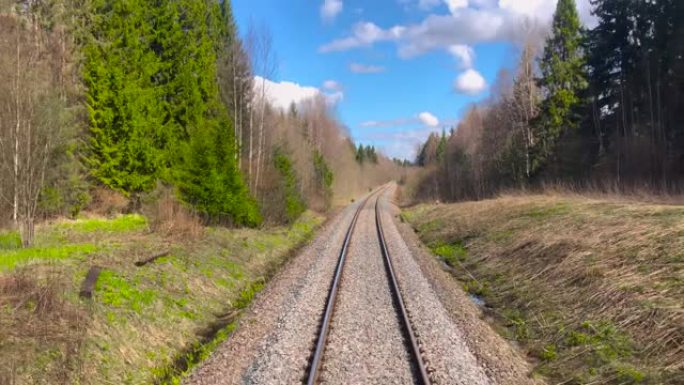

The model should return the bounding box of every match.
[0,212,323,385]
[403,195,683,385]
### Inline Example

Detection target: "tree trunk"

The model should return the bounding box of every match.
[232,48,239,163]
[13,30,20,225]
[248,97,254,187]
[254,78,267,196]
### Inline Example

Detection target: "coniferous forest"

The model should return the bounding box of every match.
[0,0,398,245]
[414,0,684,201]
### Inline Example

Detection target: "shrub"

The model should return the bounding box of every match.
[0,231,21,250]
[89,187,129,216]
[274,149,306,224]
[175,132,261,227]
[143,188,203,240]
[313,150,334,210]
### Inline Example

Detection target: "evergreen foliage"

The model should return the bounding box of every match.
[82,0,259,226]
[83,0,165,194]
[534,0,587,173]
[313,150,334,209]
[355,144,379,164]
[273,149,306,224]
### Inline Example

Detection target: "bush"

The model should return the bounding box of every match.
[39,184,91,219]
[89,187,129,216]
[313,150,334,210]
[143,187,203,240]
[175,131,261,227]
[274,150,306,224]
[0,231,21,250]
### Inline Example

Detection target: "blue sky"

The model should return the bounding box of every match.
[232,0,594,160]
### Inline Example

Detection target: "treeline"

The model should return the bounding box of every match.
[0,0,399,245]
[415,0,684,202]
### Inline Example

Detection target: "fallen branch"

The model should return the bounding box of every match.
[134,251,170,267]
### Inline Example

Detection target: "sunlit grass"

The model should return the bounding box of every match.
[0,243,99,271]
[0,231,21,250]
[55,214,147,234]
[1,209,324,384]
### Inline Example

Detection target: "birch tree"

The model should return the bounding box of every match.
[0,11,71,245]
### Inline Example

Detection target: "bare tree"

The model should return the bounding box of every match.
[510,41,540,178]
[0,11,70,245]
[246,24,277,195]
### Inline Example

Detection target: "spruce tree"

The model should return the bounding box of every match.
[83,0,165,195]
[83,0,260,225]
[534,0,587,173]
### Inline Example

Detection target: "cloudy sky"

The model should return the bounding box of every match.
[233,0,594,160]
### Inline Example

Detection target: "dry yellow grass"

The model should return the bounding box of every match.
[0,211,323,384]
[404,194,683,384]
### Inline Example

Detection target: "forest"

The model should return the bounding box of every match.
[0,0,399,246]
[413,0,684,202]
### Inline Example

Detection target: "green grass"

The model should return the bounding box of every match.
[0,243,98,271]
[96,270,158,314]
[55,214,147,233]
[0,209,324,385]
[522,202,570,219]
[430,241,468,266]
[152,280,266,385]
[0,231,21,249]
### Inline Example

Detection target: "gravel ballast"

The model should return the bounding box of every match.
[378,188,493,385]
[318,194,415,384]
[185,201,361,385]
[185,185,539,385]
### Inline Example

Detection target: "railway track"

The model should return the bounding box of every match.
[306,187,431,385]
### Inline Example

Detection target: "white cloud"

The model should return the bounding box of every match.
[445,0,468,14]
[323,80,343,91]
[454,69,487,95]
[358,126,437,160]
[326,91,345,105]
[320,22,405,52]
[357,112,457,158]
[361,112,441,129]
[321,0,595,57]
[448,44,475,68]
[397,11,508,58]
[320,0,343,23]
[418,112,440,127]
[254,76,343,110]
[349,62,386,74]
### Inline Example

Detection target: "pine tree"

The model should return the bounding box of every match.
[534,0,587,173]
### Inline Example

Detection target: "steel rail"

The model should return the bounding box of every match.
[305,190,376,385]
[306,186,430,385]
[375,189,431,385]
